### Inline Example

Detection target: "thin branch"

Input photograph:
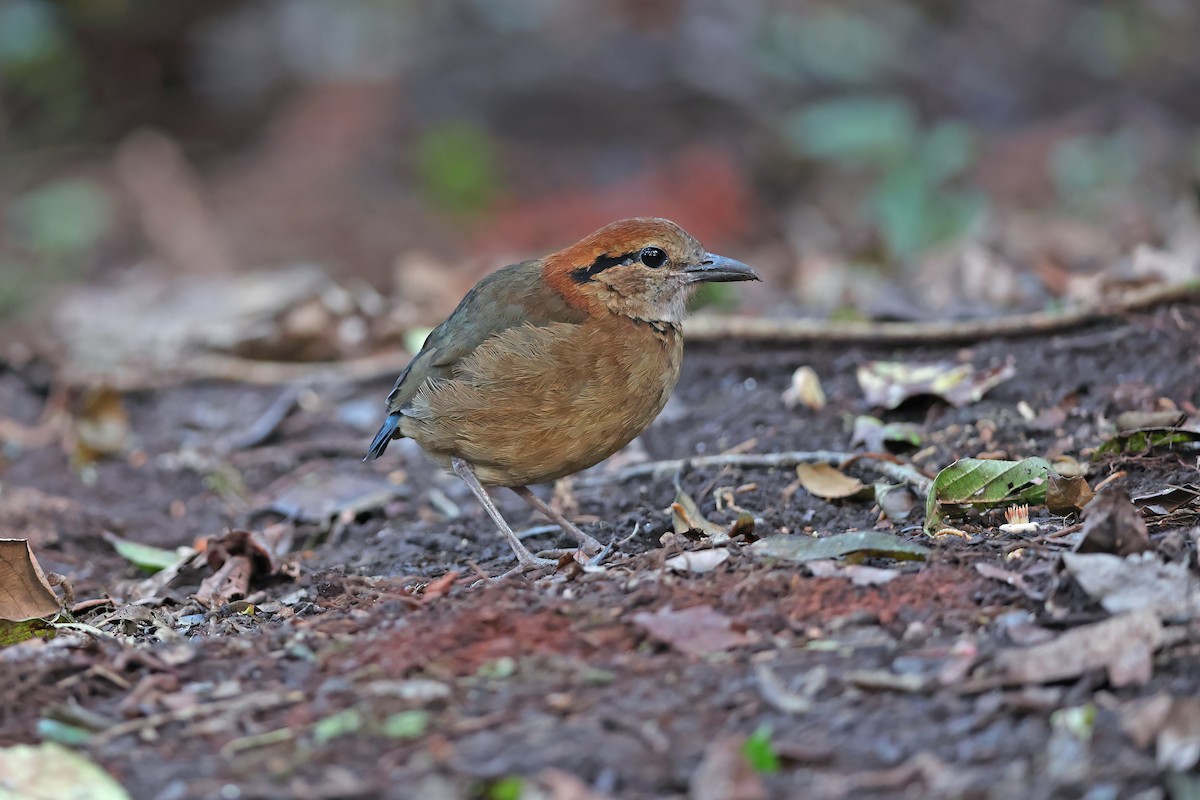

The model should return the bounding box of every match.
[583,450,933,494]
[684,281,1200,344]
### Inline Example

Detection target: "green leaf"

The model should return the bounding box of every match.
[1095,428,1200,459]
[742,724,781,773]
[0,617,57,647]
[487,777,524,800]
[918,121,976,182]
[0,742,130,799]
[12,178,113,256]
[923,458,1053,534]
[784,96,916,165]
[380,710,429,739]
[414,122,499,215]
[849,415,923,452]
[750,531,929,562]
[35,718,92,746]
[312,708,363,745]
[102,533,180,573]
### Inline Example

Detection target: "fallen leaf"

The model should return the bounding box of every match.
[0,539,63,621]
[1045,474,1095,516]
[751,531,929,563]
[46,265,372,386]
[632,605,748,657]
[1095,427,1200,459]
[1119,693,1174,749]
[1132,484,1200,517]
[533,768,616,800]
[672,478,745,543]
[0,741,130,800]
[857,358,1016,410]
[795,463,870,500]
[196,524,297,608]
[689,735,767,800]
[849,416,923,453]
[69,388,130,466]
[875,484,917,521]
[1076,488,1150,555]
[924,458,1052,534]
[258,465,405,524]
[1115,410,1188,431]
[103,532,181,573]
[1158,696,1200,771]
[1063,552,1197,615]
[781,366,825,411]
[807,560,900,586]
[990,610,1164,688]
[665,549,731,574]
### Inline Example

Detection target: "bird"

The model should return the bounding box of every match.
[365,217,759,570]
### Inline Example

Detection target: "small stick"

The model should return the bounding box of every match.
[224,386,301,450]
[585,450,933,494]
[684,281,1200,344]
[93,690,305,744]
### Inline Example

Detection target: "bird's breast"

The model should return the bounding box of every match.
[403,315,683,485]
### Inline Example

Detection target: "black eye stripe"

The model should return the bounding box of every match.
[569,250,638,283]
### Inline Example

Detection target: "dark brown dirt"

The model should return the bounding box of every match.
[1,304,1199,799]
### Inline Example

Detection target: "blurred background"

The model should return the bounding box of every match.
[2,0,1200,356]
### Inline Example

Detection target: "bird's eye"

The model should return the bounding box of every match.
[639,247,667,268]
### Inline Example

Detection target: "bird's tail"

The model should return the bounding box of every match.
[364,412,403,461]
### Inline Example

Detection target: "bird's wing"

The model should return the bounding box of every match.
[384,260,586,416]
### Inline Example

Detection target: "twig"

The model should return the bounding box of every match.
[93,690,305,744]
[61,350,408,391]
[56,284,1200,391]
[223,386,301,450]
[684,281,1200,343]
[583,450,933,494]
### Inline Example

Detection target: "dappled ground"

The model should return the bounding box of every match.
[2,301,1199,799]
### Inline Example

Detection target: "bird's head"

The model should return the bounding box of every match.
[542,218,759,324]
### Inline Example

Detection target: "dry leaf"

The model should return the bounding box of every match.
[991,610,1163,688]
[632,605,748,657]
[857,359,1016,409]
[671,479,750,543]
[665,549,731,574]
[1119,693,1173,749]
[689,736,767,800]
[258,466,405,524]
[1158,696,1200,771]
[807,560,900,586]
[1062,552,1198,616]
[1076,488,1151,555]
[1046,474,1095,516]
[0,539,63,621]
[781,366,825,411]
[0,742,131,800]
[795,463,868,500]
[69,388,131,466]
[196,525,297,608]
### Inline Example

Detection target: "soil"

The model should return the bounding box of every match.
[2,303,1199,799]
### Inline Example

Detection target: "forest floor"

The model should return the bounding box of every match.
[1,302,1199,799]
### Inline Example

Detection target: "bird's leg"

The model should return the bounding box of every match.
[510,486,603,554]
[451,457,556,569]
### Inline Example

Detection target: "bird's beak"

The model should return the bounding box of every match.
[683,254,761,283]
